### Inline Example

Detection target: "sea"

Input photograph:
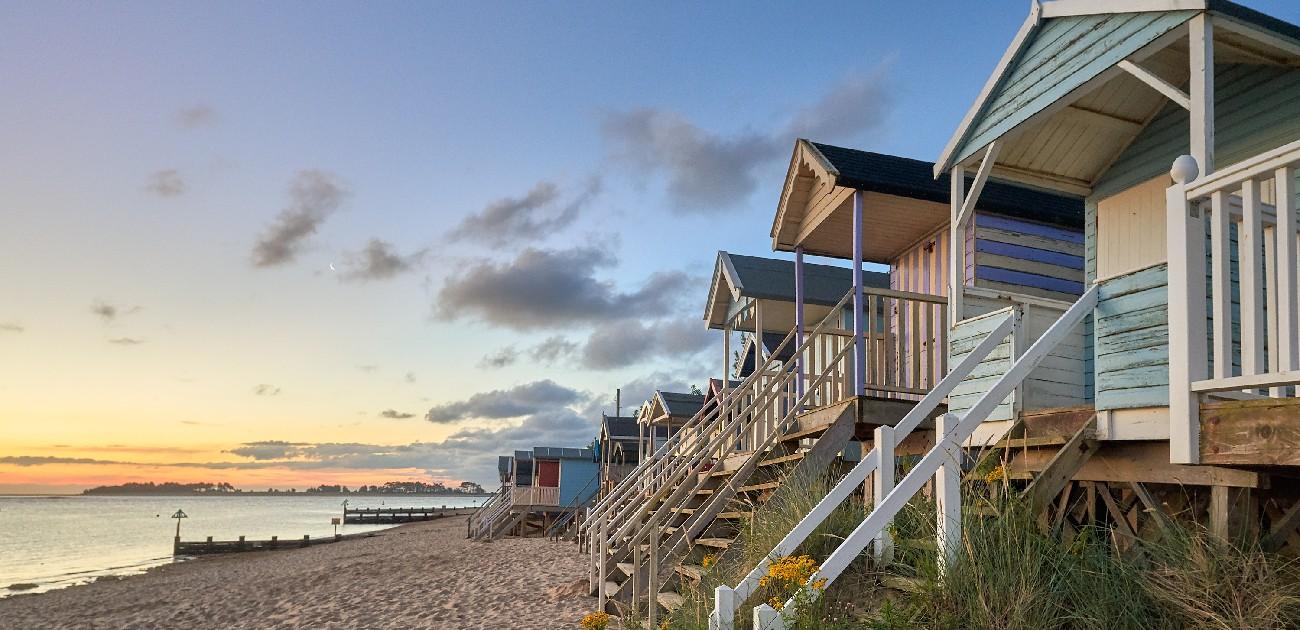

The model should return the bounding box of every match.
[0,494,487,598]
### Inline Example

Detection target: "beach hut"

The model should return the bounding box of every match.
[596,414,641,498]
[743,2,1300,624]
[470,446,598,540]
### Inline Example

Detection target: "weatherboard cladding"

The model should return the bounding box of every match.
[1094,63,1300,199]
[808,142,1083,228]
[954,10,1196,169]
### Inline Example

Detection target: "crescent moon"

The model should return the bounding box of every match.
[329,262,336,271]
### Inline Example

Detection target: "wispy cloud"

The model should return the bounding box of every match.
[252,170,348,267]
[601,67,891,211]
[0,322,23,333]
[176,105,217,129]
[90,300,140,324]
[404,372,417,384]
[107,337,146,346]
[580,318,712,369]
[145,169,186,197]
[449,178,600,246]
[339,239,426,281]
[478,347,518,369]
[425,379,583,423]
[529,336,579,364]
[357,365,378,373]
[379,409,415,419]
[252,384,281,396]
[435,245,692,330]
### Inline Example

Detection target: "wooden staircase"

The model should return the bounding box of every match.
[603,398,860,615]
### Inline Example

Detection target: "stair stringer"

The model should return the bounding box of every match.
[646,399,859,596]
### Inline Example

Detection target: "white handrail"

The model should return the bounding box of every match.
[710,311,1016,629]
[756,286,1097,628]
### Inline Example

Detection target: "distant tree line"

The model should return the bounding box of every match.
[82,480,488,496]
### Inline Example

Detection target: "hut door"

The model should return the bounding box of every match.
[537,460,560,487]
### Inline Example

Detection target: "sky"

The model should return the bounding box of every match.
[3,1,1298,493]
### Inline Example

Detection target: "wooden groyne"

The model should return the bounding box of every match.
[343,506,476,524]
[174,531,378,556]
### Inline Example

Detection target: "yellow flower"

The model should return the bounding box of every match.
[812,578,827,590]
[701,553,716,569]
[983,464,1006,484]
[580,611,610,630]
[768,596,784,610]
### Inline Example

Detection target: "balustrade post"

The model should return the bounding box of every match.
[1167,155,1208,464]
[753,603,785,630]
[872,425,895,563]
[713,585,736,630]
[935,413,961,575]
[597,515,609,609]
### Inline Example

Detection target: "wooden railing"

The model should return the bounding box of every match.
[511,485,560,506]
[710,307,1012,629]
[751,286,1098,628]
[1167,147,1300,463]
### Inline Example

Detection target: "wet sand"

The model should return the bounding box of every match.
[0,517,596,629]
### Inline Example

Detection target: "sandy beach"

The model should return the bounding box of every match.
[0,516,596,629]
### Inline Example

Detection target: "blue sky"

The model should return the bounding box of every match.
[3,1,1298,490]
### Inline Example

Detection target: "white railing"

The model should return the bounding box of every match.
[710,310,1014,629]
[1167,147,1300,464]
[597,289,857,612]
[751,286,1097,629]
[471,485,514,540]
[512,485,560,506]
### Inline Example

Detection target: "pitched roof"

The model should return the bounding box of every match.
[705,251,890,326]
[601,415,639,439]
[532,446,593,460]
[808,142,1083,228]
[657,391,705,419]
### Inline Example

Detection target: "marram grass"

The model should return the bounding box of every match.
[622,471,1300,630]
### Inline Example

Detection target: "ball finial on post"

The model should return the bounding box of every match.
[1171,155,1200,184]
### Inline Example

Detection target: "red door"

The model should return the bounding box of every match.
[537,460,560,487]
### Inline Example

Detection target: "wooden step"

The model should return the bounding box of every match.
[657,591,686,612]
[695,537,732,549]
[605,580,622,596]
[758,452,804,467]
[676,563,705,582]
[616,562,634,576]
[717,511,751,520]
[739,481,780,493]
[694,488,715,496]
[780,425,828,443]
[708,467,737,478]
[994,435,1072,449]
[670,507,696,515]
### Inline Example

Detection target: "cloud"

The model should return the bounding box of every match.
[176,105,217,129]
[449,178,600,245]
[583,370,703,419]
[580,318,713,369]
[226,440,301,460]
[107,337,146,346]
[379,409,416,419]
[339,239,427,281]
[0,323,23,333]
[529,336,579,364]
[425,379,583,423]
[478,347,518,369]
[252,384,281,396]
[357,364,378,373]
[435,245,692,330]
[251,170,348,267]
[404,372,417,384]
[146,169,186,197]
[600,67,891,211]
[90,300,140,323]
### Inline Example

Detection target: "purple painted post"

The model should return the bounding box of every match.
[852,190,865,397]
[794,246,806,398]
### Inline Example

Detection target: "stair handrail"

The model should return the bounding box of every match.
[709,309,1018,629]
[473,484,516,539]
[467,485,503,532]
[620,312,867,612]
[756,285,1098,628]
[605,289,854,549]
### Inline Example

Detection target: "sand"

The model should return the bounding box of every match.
[0,517,598,629]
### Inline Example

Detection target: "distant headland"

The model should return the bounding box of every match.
[80,481,490,496]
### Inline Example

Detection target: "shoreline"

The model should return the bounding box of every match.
[0,516,595,629]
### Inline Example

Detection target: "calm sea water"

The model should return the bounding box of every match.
[0,494,486,597]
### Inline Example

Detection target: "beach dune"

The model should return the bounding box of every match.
[0,517,596,629]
